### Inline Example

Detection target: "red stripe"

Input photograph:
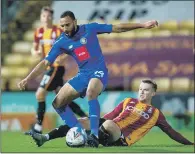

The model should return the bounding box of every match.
[113,98,138,122]
[122,106,156,137]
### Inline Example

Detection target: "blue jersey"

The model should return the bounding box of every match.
[45,23,113,71]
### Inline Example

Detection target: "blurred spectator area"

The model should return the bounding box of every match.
[1,7,194,92]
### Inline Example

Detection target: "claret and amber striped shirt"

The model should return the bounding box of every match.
[103,97,193,146]
[34,25,62,67]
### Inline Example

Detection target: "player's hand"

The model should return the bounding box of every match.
[143,20,158,29]
[17,78,28,90]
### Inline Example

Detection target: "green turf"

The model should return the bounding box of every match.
[1,130,194,153]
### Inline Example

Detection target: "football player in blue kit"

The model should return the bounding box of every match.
[18,11,158,147]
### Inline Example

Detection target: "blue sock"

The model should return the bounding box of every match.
[88,99,100,138]
[55,106,83,129]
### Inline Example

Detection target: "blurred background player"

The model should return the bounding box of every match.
[29,79,194,147]
[28,6,87,134]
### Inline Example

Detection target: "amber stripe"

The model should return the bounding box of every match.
[125,109,160,145]
[115,100,142,130]
[122,105,153,137]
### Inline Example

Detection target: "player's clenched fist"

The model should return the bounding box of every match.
[18,78,28,90]
[143,20,158,29]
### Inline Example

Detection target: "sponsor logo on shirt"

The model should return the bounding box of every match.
[40,39,55,45]
[80,37,87,44]
[125,105,150,119]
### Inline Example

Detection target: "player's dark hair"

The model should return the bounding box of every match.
[60,11,75,20]
[41,6,54,15]
[141,79,158,92]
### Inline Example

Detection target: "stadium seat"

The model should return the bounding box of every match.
[131,77,148,92]
[172,30,191,36]
[171,78,191,93]
[160,20,179,32]
[1,66,29,78]
[179,20,194,31]
[9,78,23,91]
[152,30,172,37]
[153,77,171,92]
[190,80,194,93]
[12,67,30,78]
[118,31,136,39]
[32,20,41,29]
[134,30,153,38]
[24,30,34,42]
[1,67,16,78]
[12,41,32,53]
[1,77,6,91]
[4,54,25,66]
[24,55,41,66]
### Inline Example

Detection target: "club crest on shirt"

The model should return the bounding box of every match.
[80,37,87,44]
[148,107,153,113]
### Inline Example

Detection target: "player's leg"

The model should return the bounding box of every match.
[69,102,87,117]
[32,66,62,134]
[31,117,91,147]
[34,87,47,133]
[31,125,71,147]
[55,87,87,117]
[99,120,128,147]
[86,78,104,147]
[102,120,121,142]
[52,82,84,129]
[54,68,88,118]
[86,69,108,147]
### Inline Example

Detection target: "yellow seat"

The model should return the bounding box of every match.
[118,31,136,39]
[32,20,41,29]
[1,67,15,78]
[152,30,172,37]
[153,77,171,92]
[179,20,194,31]
[12,67,30,78]
[1,77,7,91]
[24,30,34,42]
[160,20,179,32]
[131,77,148,92]
[171,78,191,93]
[190,80,194,93]
[4,54,25,66]
[134,30,153,38]
[172,30,191,36]
[9,78,23,91]
[12,41,32,53]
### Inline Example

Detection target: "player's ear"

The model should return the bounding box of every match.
[74,19,77,25]
[151,91,156,97]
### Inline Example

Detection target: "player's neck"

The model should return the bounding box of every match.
[141,100,151,105]
[43,22,53,29]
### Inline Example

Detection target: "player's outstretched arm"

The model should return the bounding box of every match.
[156,111,194,145]
[17,60,49,90]
[112,20,158,33]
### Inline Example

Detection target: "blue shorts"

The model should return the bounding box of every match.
[68,67,108,98]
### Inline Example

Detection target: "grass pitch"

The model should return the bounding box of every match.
[1,130,194,153]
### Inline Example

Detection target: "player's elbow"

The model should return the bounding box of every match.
[42,59,51,67]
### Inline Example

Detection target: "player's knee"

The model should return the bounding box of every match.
[98,125,111,146]
[86,89,97,100]
[35,89,46,101]
[52,97,64,109]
